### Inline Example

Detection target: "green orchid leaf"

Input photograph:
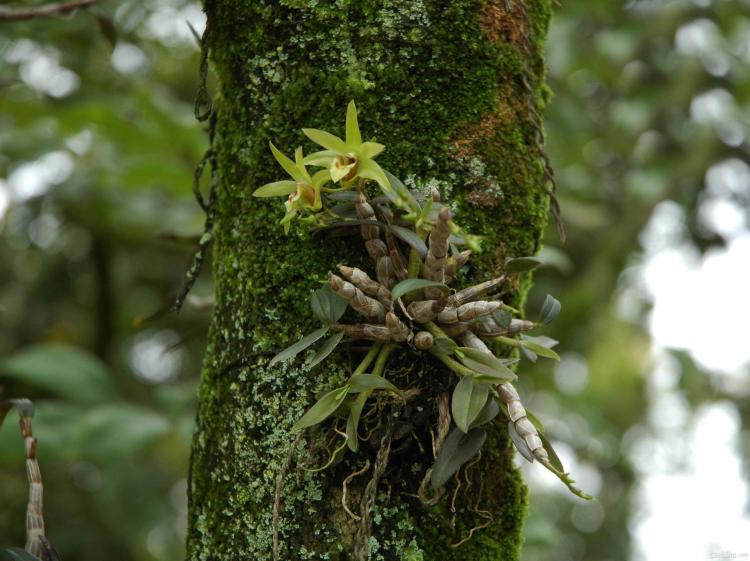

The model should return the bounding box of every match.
[538,431,565,473]
[519,338,560,360]
[508,421,535,463]
[269,142,306,183]
[253,180,297,198]
[383,170,420,212]
[455,347,517,383]
[492,309,513,329]
[345,100,362,146]
[302,128,348,153]
[391,278,448,302]
[451,376,490,433]
[389,225,427,256]
[307,332,345,369]
[269,327,329,366]
[348,374,401,395]
[311,285,348,324]
[430,426,487,489]
[469,398,499,429]
[505,256,543,273]
[520,345,538,363]
[358,159,391,192]
[293,385,349,431]
[346,392,369,452]
[539,294,562,325]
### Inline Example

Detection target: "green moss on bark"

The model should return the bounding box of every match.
[187,1,552,559]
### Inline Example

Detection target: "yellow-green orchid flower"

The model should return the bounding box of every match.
[302,101,391,193]
[253,143,330,232]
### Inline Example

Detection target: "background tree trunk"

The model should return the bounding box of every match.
[187,1,552,559]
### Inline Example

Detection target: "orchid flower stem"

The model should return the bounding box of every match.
[494,336,519,348]
[353,343,383,376]
[429,349,474,377]
[372,343,397,377]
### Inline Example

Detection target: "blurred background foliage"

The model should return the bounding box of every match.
[0,1,748,561]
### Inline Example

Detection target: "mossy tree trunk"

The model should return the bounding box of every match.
[187,1,553,560]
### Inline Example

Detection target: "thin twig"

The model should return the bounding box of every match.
[0,0,97,22]
[342,460,371,521]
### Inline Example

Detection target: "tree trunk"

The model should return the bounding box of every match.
[187,1,553,560]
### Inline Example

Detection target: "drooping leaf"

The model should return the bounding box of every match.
[505,256,543,273]
[507,421,535,463]
[539,294,562,325]
[538,431,565,473]
[293,386,349,431]
[0,343,116,403]
[307,332,345,369]
[434,336,458,354]
[520,345,538,363]
[525,409,545,433]
[391,278,448,302]
[455,347,517,383]
[269,327,329,366]
[311,285,348,325]
[469,398,499,429]
[389,225,427,257]
[346,392,369,452]
[430,426,487,489]
[451,376,490,433]
[348,374,401,395]
[519,338,560,360]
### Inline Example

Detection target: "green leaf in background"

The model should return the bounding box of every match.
[451,376,490,433]
[310,286,348,325]
[391,278,448,302]
[455,347,517,383]
[348,374,401,395]
[307,332,345,368]
[505,256,543,273]
[0,344,116,404]
[74,404,170,460]
[539,294,562,325]
[389,225,428,257]
[293,386,349,431]
[269,327,329,366]
[430,426,487,489]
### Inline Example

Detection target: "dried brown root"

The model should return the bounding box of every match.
[433,393,451,457]
[331,323,393,342]
[449,276,505,307]
[418,469,445,506]
[338,265,392,308]
[342,460,371,521]
[366,238,387,261]
[386,231,409,281]
[329,273,386,322]
[437,301,500,324]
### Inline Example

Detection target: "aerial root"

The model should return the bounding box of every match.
[342,460,371,521]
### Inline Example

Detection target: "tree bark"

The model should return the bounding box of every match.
[187,1,553,560]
